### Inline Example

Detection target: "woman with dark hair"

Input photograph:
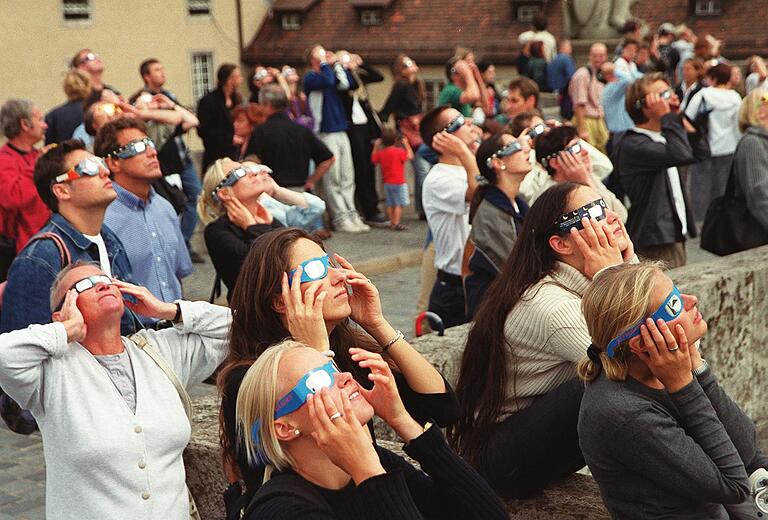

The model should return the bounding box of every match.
[525,41,549,92]
[197,63,243,173]
[380,54,430,218]
[219,228,458,510]
[450,181,635,498]
[463,132,531,320]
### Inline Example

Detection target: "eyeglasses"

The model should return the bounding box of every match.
[540,140,583,168]
[443,114,465,134]
[634,88,674,109]
[77,52,100,65]
[53,274,113,311]
[486,140,525,168]
[605,286,684,357]
[54,156,108,184]
[554,198,607,234]
[211,164,273,203]
[253,68,269,81]
[403,58,414,68]
[109,138,156,160]
[527,123,548,140]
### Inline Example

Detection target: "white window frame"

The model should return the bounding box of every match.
[424,79,446,111]
[516,5,540,23]
[281,12,301,30]
[187,0,211,17]
[190,51,215,102]
[360,9,382,26]
[694,0,722,15]
[61,0,92,24]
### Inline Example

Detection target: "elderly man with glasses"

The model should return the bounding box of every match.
[418,105,482,328]
[95,117,192,325]
[0,260,230,519]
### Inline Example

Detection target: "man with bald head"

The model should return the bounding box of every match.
[0,260,230,519]
[1,139,138,335]
[569,42,610,153]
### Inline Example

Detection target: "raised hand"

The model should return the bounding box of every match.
[221,196,257,229]
[281,269,329,351]
[307,388,384,484]
[333,254,383,330]
[569,217,623,279]
[55,289,87,343]
[112,280,177,321]
[630,320,693,393]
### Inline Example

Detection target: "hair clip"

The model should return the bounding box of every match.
[587,344,603,366]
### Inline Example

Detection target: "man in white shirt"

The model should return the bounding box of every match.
[419,106,480,327]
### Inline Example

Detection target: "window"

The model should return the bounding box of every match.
[281,13,301,30]
[191,52,214,101]
[516,5,540,22]
[693,0,722,15]
[188,0,211,16]
[360,9,382,26]
[424,79,446,111]
[62,0,91,22]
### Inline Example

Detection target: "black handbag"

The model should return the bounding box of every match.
[700,153,768,256]
[0,234,15,282]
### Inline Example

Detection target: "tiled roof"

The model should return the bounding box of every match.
[244,0,558,65]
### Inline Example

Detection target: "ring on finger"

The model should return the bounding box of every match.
[668,346,679,352]
[329,412,343,421]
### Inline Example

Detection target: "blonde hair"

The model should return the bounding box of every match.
[739,89,768,133]
[197,159,231,225]
[577,262,663,382]
[236,340,308,472]
[63,69,92,102]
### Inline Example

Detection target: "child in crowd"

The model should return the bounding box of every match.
[372,127,413,230]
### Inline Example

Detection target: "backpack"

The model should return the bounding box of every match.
[240,471,332,519]
[0,232,71,435]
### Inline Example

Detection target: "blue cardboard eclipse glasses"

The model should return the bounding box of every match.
[443,114,465,133]
[605,286,685,357]
[287,255,330,287]
[212,164,274,203]
[554,198,607,233]
[250,360,339,464]
[485,140,525,168]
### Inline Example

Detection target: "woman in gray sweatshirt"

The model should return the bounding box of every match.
[577,262,767,519]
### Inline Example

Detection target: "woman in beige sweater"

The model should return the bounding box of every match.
[450,181,635,498]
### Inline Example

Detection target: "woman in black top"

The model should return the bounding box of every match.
[199,158,325,301]
[235,341,507,520]
[197,63,242,173]
[219,228,459,502]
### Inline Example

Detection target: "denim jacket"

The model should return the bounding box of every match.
[0,213,139,335]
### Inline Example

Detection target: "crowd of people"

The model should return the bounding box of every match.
[0,16,768,520]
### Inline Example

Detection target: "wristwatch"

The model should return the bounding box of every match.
[692,359,710,377]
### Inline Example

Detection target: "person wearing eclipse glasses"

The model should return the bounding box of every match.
[218,227,459,516]
[611,72,710,268]
[450,181,636,499]
[0,260,231,519]
[198,157,326,301]
[233,340,507,520]
[578,261,768,520]
[96,117,192,321]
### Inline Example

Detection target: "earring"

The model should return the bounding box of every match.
[500,164,507,171]
[294,429,300,436]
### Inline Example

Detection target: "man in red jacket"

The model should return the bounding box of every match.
[0,99,51,255]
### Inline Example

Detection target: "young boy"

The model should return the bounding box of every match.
[371,128,413,230]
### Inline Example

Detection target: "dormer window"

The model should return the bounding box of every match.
[281,12,301,30]
[360,8,382,26]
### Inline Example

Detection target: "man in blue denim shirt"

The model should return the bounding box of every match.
[0,139,138,336]
[96,118,192,325]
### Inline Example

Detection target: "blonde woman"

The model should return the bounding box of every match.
[45,69,92,144]
[234,340,506,520]
[198,157,325,300]
[577,262,768,519]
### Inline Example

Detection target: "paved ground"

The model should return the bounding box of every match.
[0,204,717,518]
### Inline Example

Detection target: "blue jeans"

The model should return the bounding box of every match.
[412,151,431,214]
[179,158,202,245]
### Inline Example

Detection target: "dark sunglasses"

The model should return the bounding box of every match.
[540,140,583,168]
[109,138,156,160]
[443,114,465,133]
[486,140,525,167]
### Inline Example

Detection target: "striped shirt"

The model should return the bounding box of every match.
[499,261,592,417]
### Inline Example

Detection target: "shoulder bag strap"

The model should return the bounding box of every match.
[129,332,192,424]
[29,232,72,268]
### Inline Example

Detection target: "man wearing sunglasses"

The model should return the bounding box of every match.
[96,118,192,319]
[2,139,138,337]
[612,73,709,268]
[418,106,481,328]
[71,48,121,107]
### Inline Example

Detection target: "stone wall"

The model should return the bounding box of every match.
[186,244,768,519]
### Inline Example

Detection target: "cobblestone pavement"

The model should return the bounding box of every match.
[0,214,715,518]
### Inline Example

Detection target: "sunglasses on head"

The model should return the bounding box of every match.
[211,164,273,203]
[53,274,113,311]
[541,140,583,168]
[486,140,525,168]
[109,138,156,160]
[553,198,607,234]
[54,156,108,184]
[443,114,465,134]
[606,286,684,357]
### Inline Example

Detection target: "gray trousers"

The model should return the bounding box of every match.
[318,131,357,224]
[687,154,733,222]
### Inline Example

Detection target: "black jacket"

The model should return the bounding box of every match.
[613,113,710,248]
[197,88,237,173]
[342,64,384,138]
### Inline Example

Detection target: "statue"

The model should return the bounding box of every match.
[565,0,640,40]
